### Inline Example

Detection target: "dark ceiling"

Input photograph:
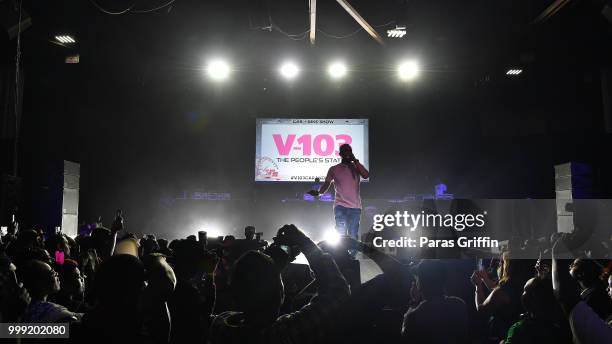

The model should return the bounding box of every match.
[16,0,612,70]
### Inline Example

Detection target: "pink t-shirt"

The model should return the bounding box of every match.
[325,163,362,209]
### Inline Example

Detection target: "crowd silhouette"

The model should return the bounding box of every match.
[0,212,611,344]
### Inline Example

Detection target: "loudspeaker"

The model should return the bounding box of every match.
[38,160,80,237]
[61,161,79,237]
[554,162,592,233]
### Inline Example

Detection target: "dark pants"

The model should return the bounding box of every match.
[334,205,362,239]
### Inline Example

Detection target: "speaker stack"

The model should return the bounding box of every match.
[554,162,592,233]
[38,160,80,237]
[60,161,80,237]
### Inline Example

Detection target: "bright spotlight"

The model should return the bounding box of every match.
[387,26,407,38]
[292,253,309,265]
[206,60,231,81]
[279,62,300,80]
[328,61,347,79]
[193,220,224,238]
[323,229,341,246]
[398,61,419,81]
[55,35,75,44]
[201,228,222,238]
[506,69,522,76]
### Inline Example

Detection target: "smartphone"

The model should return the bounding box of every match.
[55,251,65,265]
[0,226,7,236]
[477,258,484,271]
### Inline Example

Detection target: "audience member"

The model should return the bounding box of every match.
[503,277,568,343]
[18,259,82,322]
[54,258,88,313]
[608,274,612,324]
[551,239,612,344]
[569,258,612,320]
[77,254,148,343]
[157,238,173,256]
[168,239,216,344]
[244,225,255,240]
[471,251,533,343]
[209,224,350,344]
[0,254,31,322]
[403,259,468,344]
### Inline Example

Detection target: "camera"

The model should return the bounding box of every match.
[267,229,301,263]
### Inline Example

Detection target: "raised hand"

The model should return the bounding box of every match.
[470,271,482,286]
[275,224,310,248]
[551,236,581,314]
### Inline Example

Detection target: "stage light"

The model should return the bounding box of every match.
[398,60,419,81]
[506,69,522,75]
[205,228,222,238]
[55,35,75,44]
[323,229,340,245]
[192,219,224,238]
[206,60,231,81]
[293,253,309,265]
[387,26,406,38]
[328,61,347,80]
[279,62,300,80]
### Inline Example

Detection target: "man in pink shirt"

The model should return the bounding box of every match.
[309,144,369,240]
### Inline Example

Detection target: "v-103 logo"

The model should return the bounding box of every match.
[273,134,352,156]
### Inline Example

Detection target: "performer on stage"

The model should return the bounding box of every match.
[308,144,369,240]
